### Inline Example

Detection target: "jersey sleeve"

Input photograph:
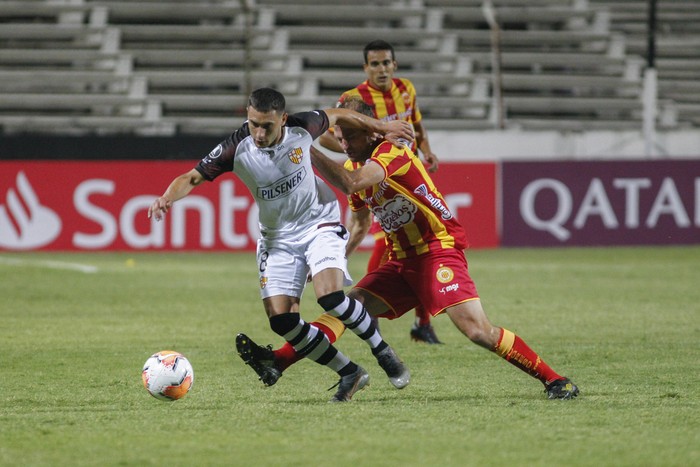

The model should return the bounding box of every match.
[286,111,330,140]
[195,124,249,181]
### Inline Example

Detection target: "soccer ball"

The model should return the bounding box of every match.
[141,350,194,401]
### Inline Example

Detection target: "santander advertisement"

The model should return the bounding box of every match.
[0,161,498,251]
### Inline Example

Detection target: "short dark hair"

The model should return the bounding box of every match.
[363,39,395,64]
[248,87,286,113]
[339,97,374,118]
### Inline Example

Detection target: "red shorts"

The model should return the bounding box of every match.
[354,248,479,319]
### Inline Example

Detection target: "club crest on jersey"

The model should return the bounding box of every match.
[287,147,303,164]
[402,91,412,108]
[436,265,454,284]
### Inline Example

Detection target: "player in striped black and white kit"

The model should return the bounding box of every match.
[148,88,413,402]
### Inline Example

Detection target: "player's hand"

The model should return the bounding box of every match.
[148,196,172,221]
[383,120,414,147]
[423,151,439,172]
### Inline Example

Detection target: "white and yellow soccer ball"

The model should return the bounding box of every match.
[142,350,194,401]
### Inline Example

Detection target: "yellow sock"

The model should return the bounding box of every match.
[312,313,346,342]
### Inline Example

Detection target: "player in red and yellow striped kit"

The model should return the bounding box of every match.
[309,98,579,399]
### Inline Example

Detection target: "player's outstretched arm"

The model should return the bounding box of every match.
[148,169,205,221]
[324,108,413,147]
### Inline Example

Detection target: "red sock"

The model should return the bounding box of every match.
[273,342,300,372]
[493,328,562,385]
[273,319,342,371]
[414,305,431,326]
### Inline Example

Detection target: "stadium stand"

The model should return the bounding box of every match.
[0,0,696,135]
[589,0,700,126]
[425,1,654,129]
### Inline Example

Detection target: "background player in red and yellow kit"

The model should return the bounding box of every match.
[320,39,442,344]
[309,98,579,400]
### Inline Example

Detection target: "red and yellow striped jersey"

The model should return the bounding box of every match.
[339,78,422,152]
[346,142,468,260]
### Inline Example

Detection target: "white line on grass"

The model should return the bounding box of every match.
[0,256,99,274]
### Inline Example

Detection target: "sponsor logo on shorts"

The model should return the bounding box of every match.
[314,256,337,267]
[436,265,454,283]
[439,283,460,295]
[287,147,303,164]
[258,167,306,200]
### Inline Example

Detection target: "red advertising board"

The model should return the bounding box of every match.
[0,161,498,251]
[501,160,700,246]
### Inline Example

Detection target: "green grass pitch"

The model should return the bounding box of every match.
[1,247,698,466]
